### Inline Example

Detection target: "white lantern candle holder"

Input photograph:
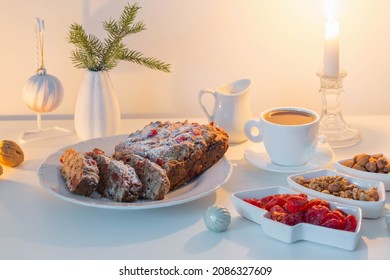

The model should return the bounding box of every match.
[20,18,72,144]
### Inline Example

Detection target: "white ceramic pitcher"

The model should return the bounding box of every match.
[198,79,253,143]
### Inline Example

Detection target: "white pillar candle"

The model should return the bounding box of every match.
[324,2,339,78]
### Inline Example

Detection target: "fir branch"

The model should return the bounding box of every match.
[120,49,171,72]
[67,2,170,72]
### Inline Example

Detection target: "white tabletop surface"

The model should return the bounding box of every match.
[0,116,389,260]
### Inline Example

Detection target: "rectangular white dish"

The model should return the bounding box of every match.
[232,186,362,251]
[287,169,385,219]
[334,154,390,191]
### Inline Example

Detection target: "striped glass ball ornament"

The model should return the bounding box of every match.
[22,67,64,113]
[204,205,231,232]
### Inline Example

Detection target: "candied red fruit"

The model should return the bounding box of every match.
[243,193,357,232]
[148,129,158,137]
[304,205,331,225]
[286,195,308,213]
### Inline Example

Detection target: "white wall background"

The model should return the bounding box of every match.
[1,0,390,119]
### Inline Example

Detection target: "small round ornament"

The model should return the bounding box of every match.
[22,67,64,113]
[204,205,231,232]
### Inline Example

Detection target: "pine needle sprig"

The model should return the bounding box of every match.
[120,49,171,72]
[67,2,170,72]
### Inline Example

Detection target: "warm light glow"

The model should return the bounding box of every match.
[323,0,340,77]
[326,0,337,21]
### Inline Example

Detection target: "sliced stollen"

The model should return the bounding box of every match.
[115,153,170,200]
[89,148,143,202]
[59,148,99,196]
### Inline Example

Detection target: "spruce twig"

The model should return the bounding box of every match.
[67,2,170,72]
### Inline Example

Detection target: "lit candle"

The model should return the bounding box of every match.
[324,2,339,77]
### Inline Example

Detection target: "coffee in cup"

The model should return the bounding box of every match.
[244,107,326,166]
[263,109,316,125]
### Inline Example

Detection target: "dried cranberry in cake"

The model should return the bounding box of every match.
[114,120,229,190]
[59,148,99,196]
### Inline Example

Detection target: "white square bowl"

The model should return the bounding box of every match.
[287,169,386,219]
[231,186,362,251]
[334,154,390,191]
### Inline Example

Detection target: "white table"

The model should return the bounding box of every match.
[0,116,389,260]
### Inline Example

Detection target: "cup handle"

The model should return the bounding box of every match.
[198,89,216,122]
[244,119,263,142]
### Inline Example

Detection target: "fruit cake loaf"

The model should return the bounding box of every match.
[88,148,143,202]
[115,153,170,200]
[59,148,99,196]
[114,121,229,190]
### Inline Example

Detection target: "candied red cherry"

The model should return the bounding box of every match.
[261,194,281,205]
[286,195,308,213]
[148,129,158,137]
[264,195,287,211]
[270,206,287,222]
[305,198,330,210]
[304,205,331,225]
[323,212,344,222]
[344,214,358,232]
[269,204,286,214]
[332,208,347,220]
[281,211,304,226]
[298,193,308,200]
[243,198,264,209]
[175,135,187,143]
[321,218,346,230]
[156,158,166,166]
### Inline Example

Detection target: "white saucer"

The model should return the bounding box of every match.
[244,143,334,173]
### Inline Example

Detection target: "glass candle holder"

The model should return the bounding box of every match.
[316,70,360,148]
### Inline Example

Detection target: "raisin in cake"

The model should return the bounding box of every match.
[59,148,99,196]
[89,148,143,202]
[114,121,229,190]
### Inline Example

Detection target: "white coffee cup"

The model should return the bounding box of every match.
[244,107,327,166]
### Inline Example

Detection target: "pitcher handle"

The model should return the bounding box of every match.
[198,88,216,122]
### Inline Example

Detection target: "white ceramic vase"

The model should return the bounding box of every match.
[74,70,121,140]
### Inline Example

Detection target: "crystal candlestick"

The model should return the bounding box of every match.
[316,70,360,148]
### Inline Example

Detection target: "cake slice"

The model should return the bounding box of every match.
[89,148,143,202]
[59,148,99,196]
[115,153,170,200]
